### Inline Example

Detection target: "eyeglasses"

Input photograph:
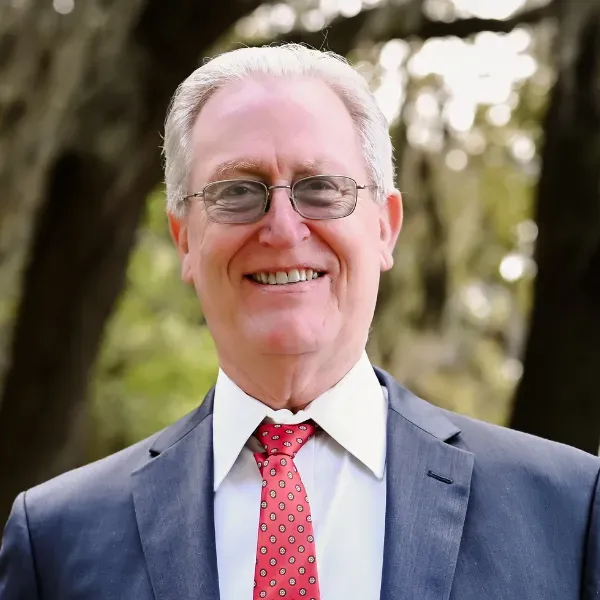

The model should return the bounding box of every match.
[182,175,375,224]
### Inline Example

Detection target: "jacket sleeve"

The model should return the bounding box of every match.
[583,467,600,599]
[0,492,40,600]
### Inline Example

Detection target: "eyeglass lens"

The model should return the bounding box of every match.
[202,175,358,224]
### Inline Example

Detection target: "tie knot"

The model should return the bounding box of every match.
[255,422,315,458]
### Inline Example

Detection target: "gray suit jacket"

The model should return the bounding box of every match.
[1,367,599,599]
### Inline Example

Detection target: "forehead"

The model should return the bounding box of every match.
[189,76,366,184]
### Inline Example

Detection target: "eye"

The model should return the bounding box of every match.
[294,176,354,203]
[301,178,338,192]
[220,182,262,198]
[205,180,266,206]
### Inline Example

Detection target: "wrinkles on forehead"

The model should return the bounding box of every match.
[206,157,347,183]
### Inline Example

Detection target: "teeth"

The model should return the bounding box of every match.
[250,269,322,285]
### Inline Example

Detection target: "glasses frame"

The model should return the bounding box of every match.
[182,174,377,224]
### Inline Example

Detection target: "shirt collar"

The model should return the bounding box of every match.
[212,352,387,491]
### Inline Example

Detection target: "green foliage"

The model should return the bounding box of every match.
[89,190,218,460]
[363,28,552,425]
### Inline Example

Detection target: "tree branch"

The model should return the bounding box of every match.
[277,2,556,56]
[418,3,555,40]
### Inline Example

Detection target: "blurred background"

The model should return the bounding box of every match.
[0,0,599,526]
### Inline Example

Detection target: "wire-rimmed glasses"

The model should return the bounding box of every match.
[182,174,375,224]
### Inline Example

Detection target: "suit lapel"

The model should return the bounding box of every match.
[375,368,474,600]
[132,390,220,600]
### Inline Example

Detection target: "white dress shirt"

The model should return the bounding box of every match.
[213,352,387,600]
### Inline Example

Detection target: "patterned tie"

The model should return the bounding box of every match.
[253,422,320,600]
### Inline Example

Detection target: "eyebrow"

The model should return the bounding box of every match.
[208,158,344,182]
[209,159,266,181]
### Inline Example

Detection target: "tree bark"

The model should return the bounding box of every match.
[509,0,600,454]
[0,0,262,525]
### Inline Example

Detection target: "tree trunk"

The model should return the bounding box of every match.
[0,0,261,526]
[509,0,600,454]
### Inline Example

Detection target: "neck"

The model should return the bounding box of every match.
[218,347,365,411]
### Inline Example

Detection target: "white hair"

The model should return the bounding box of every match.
[163,43,395,217]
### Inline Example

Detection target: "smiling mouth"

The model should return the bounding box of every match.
[245,268,325,286]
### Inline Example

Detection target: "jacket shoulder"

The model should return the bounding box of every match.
[376,364,600,485]
[24,430,158,522]
[444,408,600,483]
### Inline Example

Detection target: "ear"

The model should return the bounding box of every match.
[168,212,193,284]
[379,190,403,272]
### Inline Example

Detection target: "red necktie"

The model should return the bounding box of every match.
[253,422,320,600]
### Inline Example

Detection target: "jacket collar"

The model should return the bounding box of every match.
[375,367,474,600]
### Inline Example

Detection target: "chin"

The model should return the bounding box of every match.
[251,320,329,356]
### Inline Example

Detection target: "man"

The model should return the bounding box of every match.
[0,43,598,600]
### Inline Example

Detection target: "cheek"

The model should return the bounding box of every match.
[189,226,249,294]
[338,232,383,302]
[186,218,221,275]
[333,223,382,274]
[186,236,205,285]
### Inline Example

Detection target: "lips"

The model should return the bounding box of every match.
[246,268,324,285]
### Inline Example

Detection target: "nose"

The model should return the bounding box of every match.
[257,188,310,249]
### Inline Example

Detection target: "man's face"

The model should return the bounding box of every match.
[171,76,401,364]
